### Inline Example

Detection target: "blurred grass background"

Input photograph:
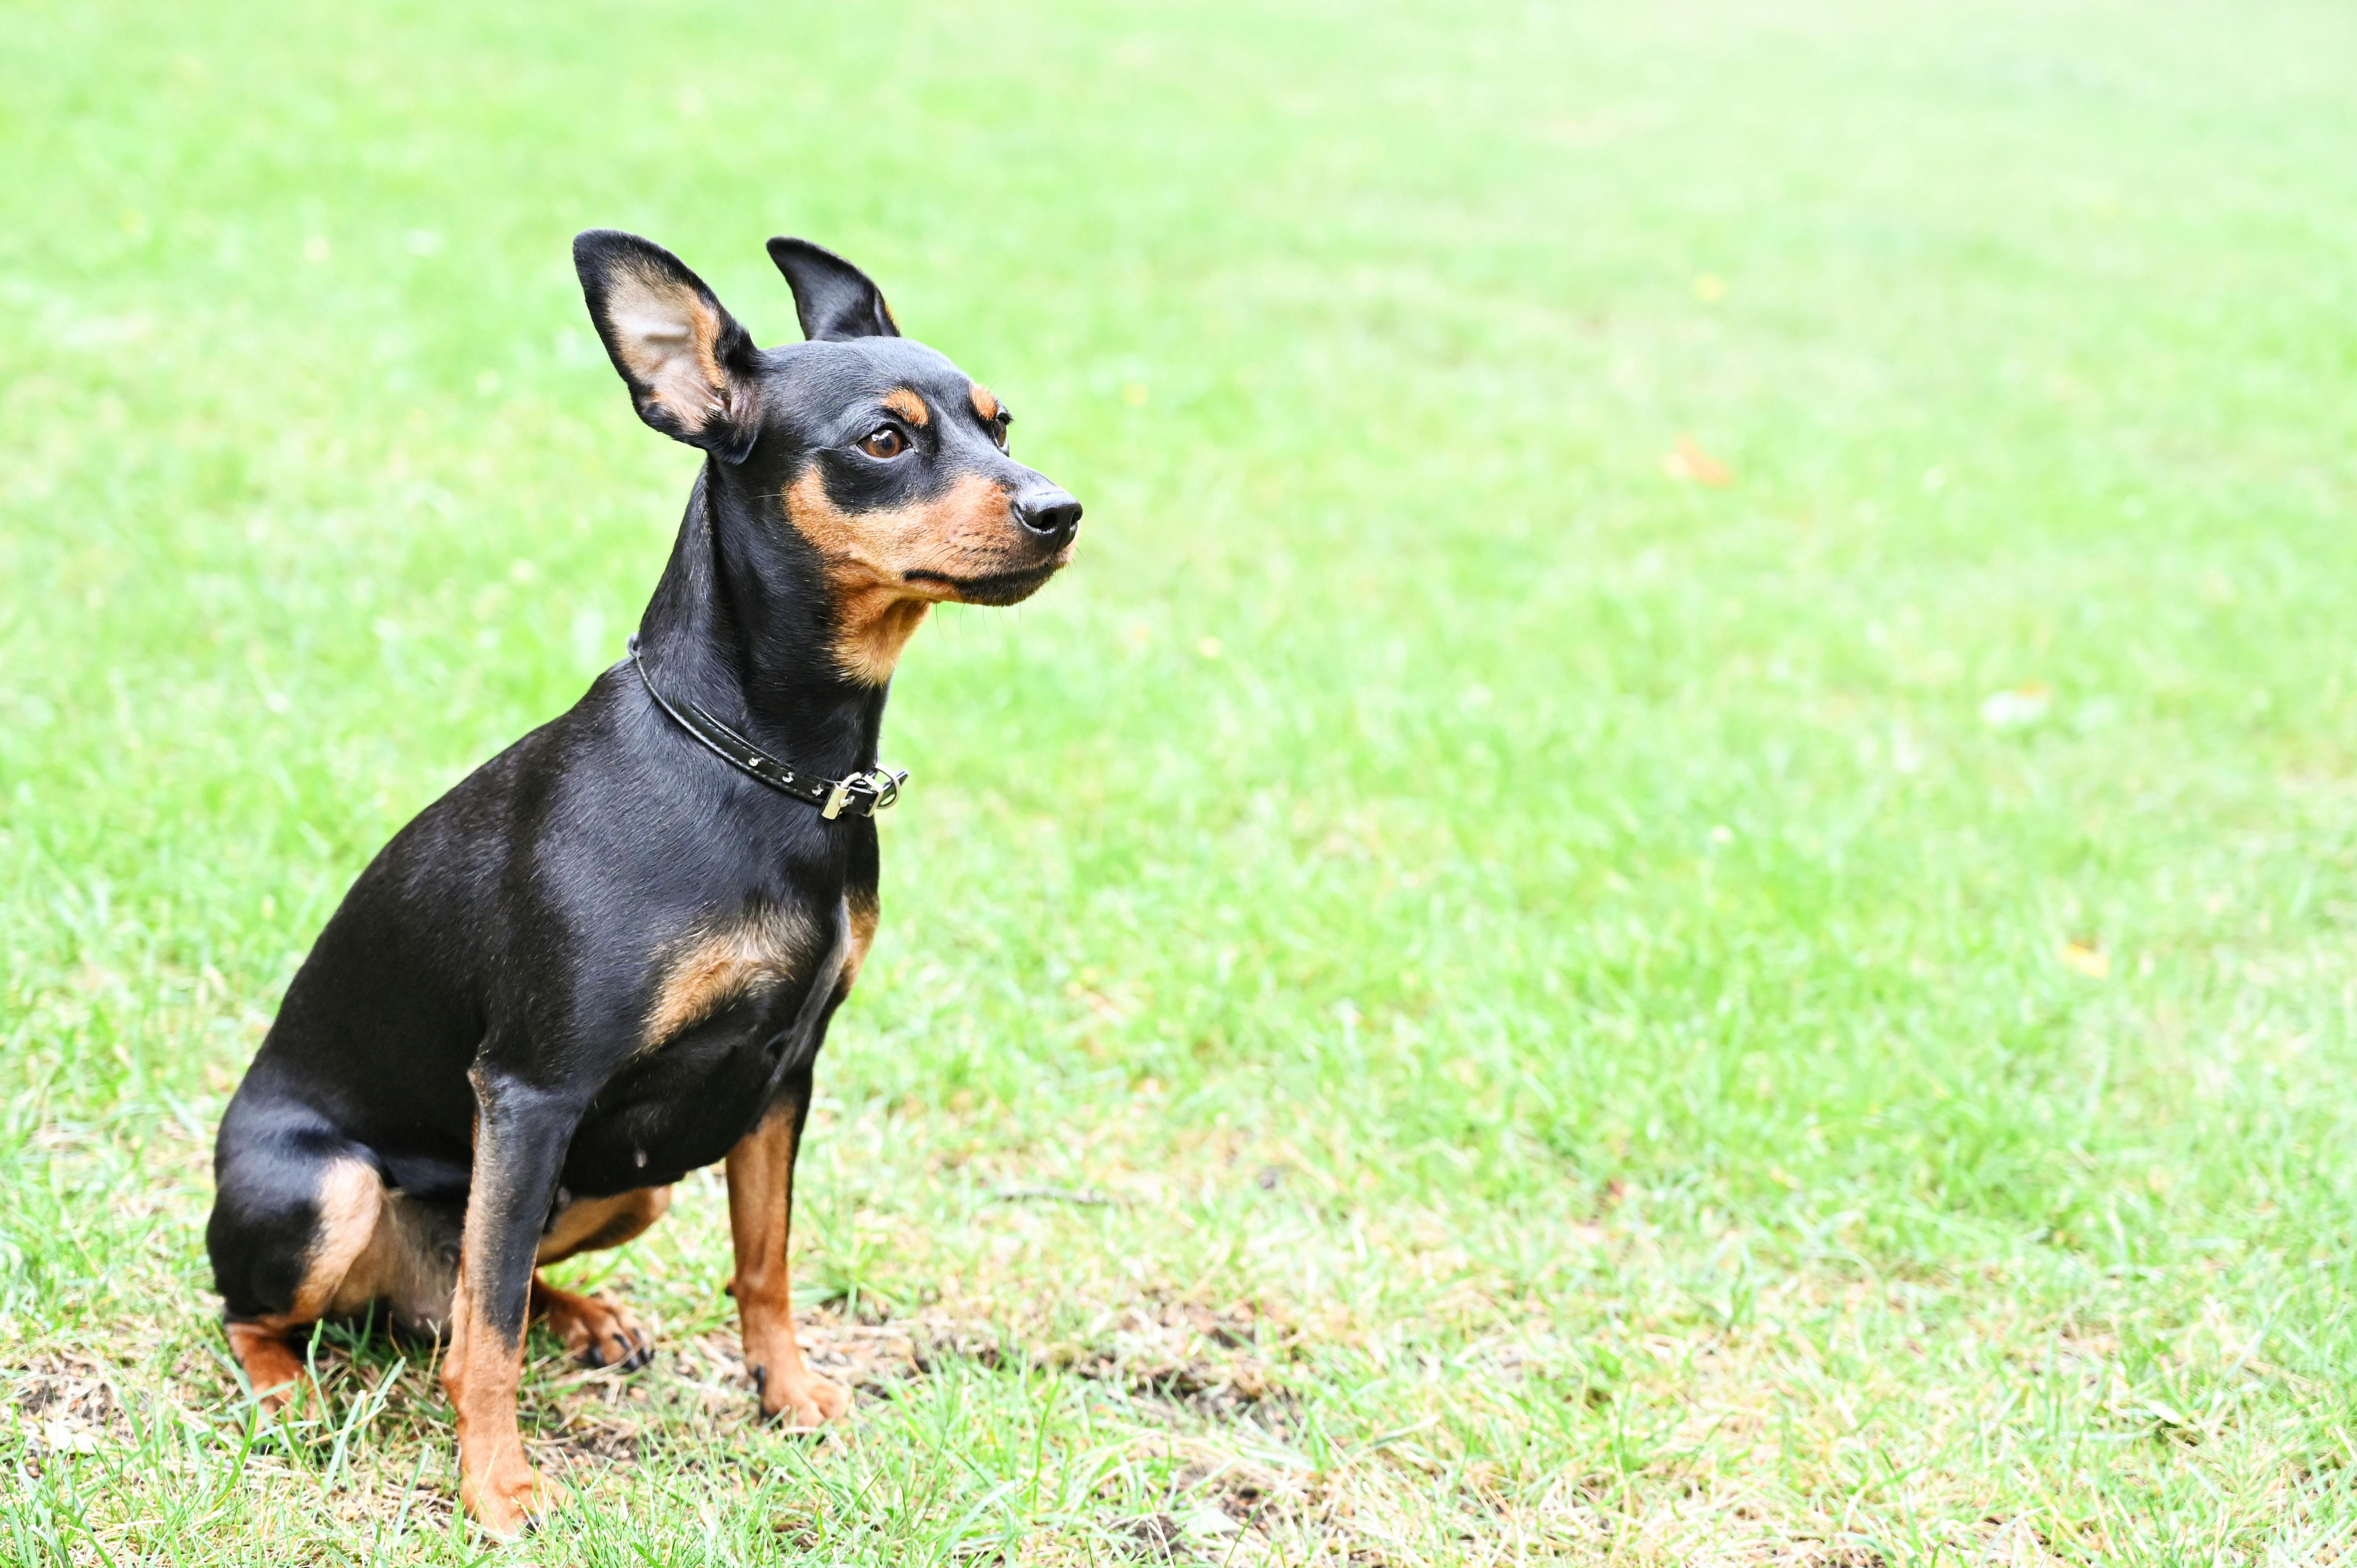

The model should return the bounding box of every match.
[5,0,2357,1562]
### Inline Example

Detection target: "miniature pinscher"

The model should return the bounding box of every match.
[205,230,1080,1534]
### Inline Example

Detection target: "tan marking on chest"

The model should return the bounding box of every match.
[782,469,1021,685]
[645,904,821,1050]
[841,894,879,991]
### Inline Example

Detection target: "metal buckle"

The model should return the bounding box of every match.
[822,768,905,820]
[863,768,907,816]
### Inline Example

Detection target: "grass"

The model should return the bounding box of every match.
[5,0,2357,1559]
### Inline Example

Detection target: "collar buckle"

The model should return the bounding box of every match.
[822,767,910,820]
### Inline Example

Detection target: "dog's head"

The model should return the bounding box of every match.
[573,230,1080,683]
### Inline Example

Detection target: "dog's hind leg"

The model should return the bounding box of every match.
[206,1092,389,1413]
[528,1186,671,1369]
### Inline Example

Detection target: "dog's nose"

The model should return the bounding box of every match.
[1013,488,1082,542]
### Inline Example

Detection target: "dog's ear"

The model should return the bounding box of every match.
[574,230,763,463]
[766,238,900,341]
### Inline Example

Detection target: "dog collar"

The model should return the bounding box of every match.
[627,635,907,819]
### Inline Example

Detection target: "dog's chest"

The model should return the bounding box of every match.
[641,900,825,1051]
[563,898,857,1192]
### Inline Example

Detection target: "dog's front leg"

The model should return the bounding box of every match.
[443,1070,582,1536]
[725,1065,850,1427]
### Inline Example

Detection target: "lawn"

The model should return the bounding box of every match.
[5,0,2357,1561]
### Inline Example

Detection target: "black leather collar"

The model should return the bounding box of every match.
[627,635,906,819]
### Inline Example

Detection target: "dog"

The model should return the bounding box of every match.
[204,229,1081,1534]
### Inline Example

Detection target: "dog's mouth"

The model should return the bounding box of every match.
[904,558,1067,606]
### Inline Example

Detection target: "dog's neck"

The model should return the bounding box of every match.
[633,464,889,779]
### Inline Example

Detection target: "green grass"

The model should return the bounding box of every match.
[5,0,2357,1560]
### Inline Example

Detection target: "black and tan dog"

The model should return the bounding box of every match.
[205,230,1079,1534]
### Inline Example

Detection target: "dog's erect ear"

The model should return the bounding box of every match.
[574,230,763,463]
[766,238,900,342]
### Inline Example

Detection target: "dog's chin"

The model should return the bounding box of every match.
[927,560,1068,607]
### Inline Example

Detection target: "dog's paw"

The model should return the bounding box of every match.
[541,1286,654,1371]
[253,1377,304,1418]
[223,1321,315,1418]
[753,1363,851,1428]
[462,1457,555,1538]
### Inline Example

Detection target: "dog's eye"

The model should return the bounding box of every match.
[990,416,1011,453]
[858,426,906,459]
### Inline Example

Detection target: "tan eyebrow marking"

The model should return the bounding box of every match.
[968,384,1002,424]
[880,388,929,427]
